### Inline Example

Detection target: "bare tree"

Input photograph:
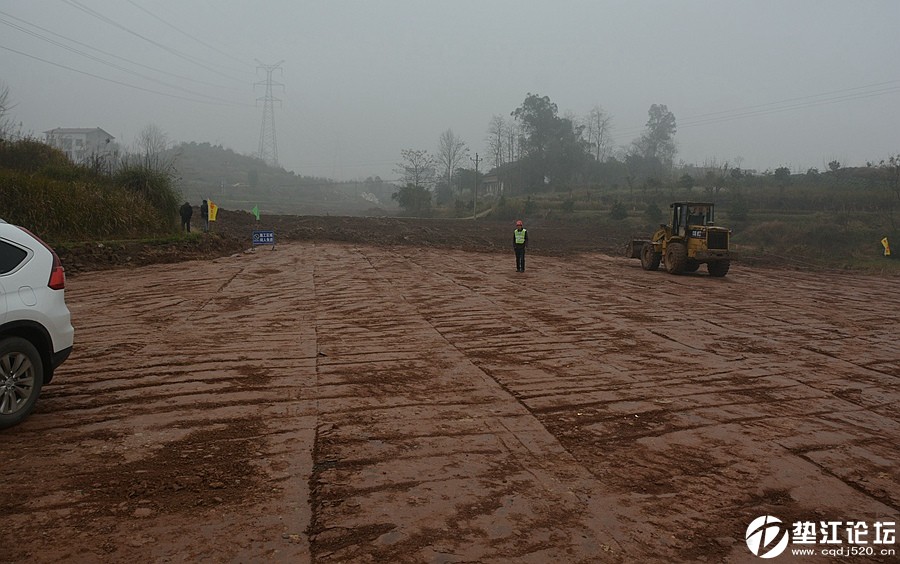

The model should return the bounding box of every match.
[134,124,168,160]
[697,157,728,195]
[503,119,524,192]
[887,154,900,201]
[583,105,613,162]
[884,154,900,229]
[505,119,521,168]
[0,83,14,140]
[486,115,505,170]
[436,129,468,191]
[395,149,435,190]
[128,123,174,173]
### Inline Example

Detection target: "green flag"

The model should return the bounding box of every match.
[251,205,260,221]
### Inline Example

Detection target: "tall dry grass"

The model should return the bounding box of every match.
[0,139,179,244]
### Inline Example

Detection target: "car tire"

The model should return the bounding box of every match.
[0,337,44,429]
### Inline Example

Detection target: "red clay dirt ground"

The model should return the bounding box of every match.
[2,215,898,563]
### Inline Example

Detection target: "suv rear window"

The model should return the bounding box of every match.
[0,240,28,274]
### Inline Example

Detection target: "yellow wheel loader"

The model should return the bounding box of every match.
[628,202,734,277]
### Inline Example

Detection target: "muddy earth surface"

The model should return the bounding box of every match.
[2,215,898,563]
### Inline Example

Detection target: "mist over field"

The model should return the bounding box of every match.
[2,1,899,182]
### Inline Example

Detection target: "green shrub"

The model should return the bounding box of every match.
[0,139,70,172]
[392,184,432,217]
[114,164,180,224]
[491,195,520,220]
[730,193,749,222]
[645,202,663,223]
[610,200,628,220]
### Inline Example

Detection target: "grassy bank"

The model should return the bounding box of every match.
[0,139,179,245]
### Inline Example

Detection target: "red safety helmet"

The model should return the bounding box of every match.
[516,220,523,227]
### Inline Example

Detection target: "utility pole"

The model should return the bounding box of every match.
[471,152,480,220]
[255,59,284,166]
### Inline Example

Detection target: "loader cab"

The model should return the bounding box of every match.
[671,202,714,236]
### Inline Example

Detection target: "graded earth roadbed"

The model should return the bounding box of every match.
[1,242,897,562]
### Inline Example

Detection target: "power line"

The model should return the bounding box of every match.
[0,16,249,106]
[678,85,900,129]
[611,79,900,140]
[684,79,900,122]
[124,0,254,68]
[0,9,241,92]
[0,43,251,107]
[61,0,250,83]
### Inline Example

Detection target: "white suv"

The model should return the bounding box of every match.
[0,220,74,429]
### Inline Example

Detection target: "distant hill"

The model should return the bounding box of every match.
[166,142,398,216]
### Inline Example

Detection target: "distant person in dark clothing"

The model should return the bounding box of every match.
[179,201,193,233]
[200,199,209,232]
[513,219,528,272]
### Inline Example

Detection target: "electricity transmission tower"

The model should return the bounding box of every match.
[255,59,284,166]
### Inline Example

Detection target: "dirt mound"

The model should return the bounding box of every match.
[57,234,247,274]
[57,211,639,274]
[211,210,635,256]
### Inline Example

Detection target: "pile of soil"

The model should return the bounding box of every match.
[56,234,247,275]
[213,210,634,255]
[58,210,638,274]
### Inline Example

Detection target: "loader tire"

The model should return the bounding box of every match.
[665,242,687,274]
[640,243,661,271]
[707,260,730,277]
[684,260,700,273]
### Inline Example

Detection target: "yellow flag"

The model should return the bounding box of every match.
[882,237,891,256]
[208,200,219,222]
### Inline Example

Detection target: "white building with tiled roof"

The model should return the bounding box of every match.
[44,127,117,163]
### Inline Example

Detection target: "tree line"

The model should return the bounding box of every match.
[391,91,899,230]
[392,92,678,215]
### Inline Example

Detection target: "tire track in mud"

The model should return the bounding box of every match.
[3,242,897,563]
[306,244,624,562]
[1,251,318,563]
[361,247,900,561]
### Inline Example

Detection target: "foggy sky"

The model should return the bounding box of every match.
[2,0,899,182]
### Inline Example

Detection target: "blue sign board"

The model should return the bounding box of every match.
[252,230,275,246]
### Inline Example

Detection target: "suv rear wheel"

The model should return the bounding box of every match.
[0,337,44,429]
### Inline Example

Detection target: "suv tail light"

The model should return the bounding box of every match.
[48,252,66,290]
[15,226,66,290]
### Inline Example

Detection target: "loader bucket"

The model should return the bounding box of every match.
[627,239,649,259]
